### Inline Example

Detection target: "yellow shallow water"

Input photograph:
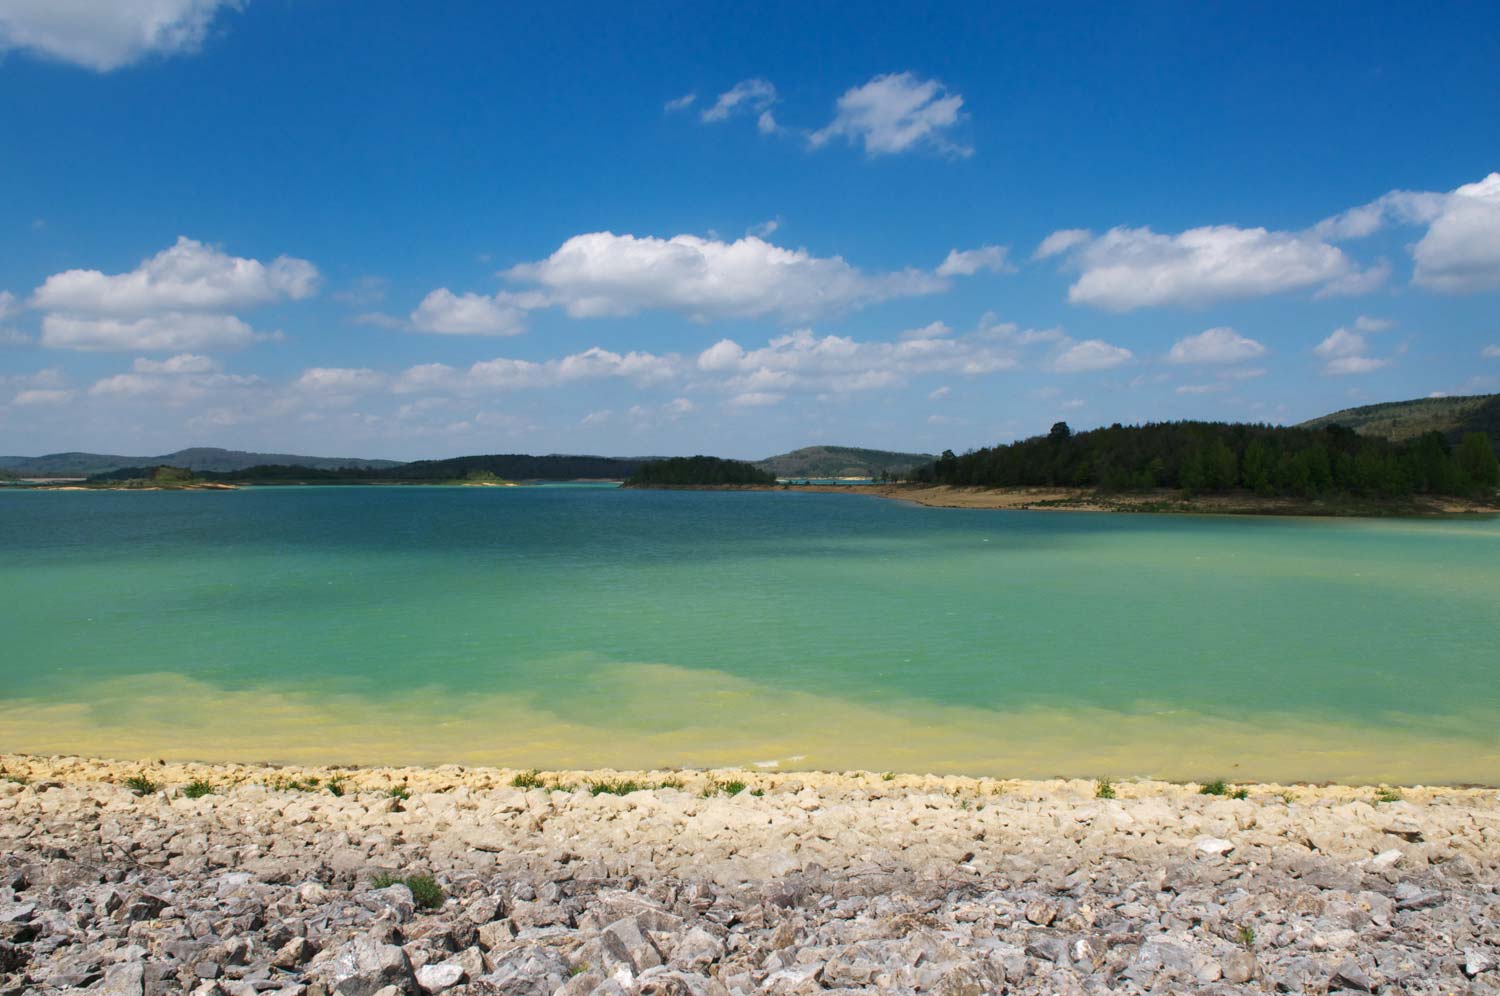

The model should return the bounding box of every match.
[3,664,1495,785]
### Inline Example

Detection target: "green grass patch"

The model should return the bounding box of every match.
[587,778,644,796]
[881,772,896,781]
[1237,925,1256,948]
[511,769,547,790]
[655,777,685,790]
[267,775,321,792]
[749,788,765,797]
[704,778,747,797]
[326,775,347,797]
[181,779,214,799]
[1095,777,1116,800]
[371,872,445,910]
[123,774,158,795]
[1374,786,1403,804]
[388,785,410,800]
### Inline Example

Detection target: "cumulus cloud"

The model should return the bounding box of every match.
[30,237,315,352]
[727,391,783,408]
[133,353,219,374]
[936,245,1010,277]
[810,72,970,157]
[0,0,242,72]
[1042,224,1366,311]
[1410,173,1500,293]
[700,79,777,130]
[1483,345,1500,359]
[391,346,681,396]
[0,291,17,322]
[664,92,696,112]
[1315,327,1389,375]
[1167,327,1267,365]
[1033,229,1092,260]
[40,313,259,352]
[1354,315,1394,332]
[1052,339,1134,373]
[32,237,317,315]
[294,367,387,394]
[504,232,946,323]
[10,388,73,406]
[409,289,527,336]
[1315,173,1500,293]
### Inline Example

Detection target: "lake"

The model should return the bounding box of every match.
[1,484,1496,783]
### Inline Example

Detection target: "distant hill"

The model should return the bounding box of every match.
[1300,394,1500,445]
[0,447,403,477]
[756,445,934,479]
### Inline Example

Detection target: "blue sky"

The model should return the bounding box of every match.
[2,2,1498,460]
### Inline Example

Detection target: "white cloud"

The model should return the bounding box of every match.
[810,72,970,157]
[504,232,945,322]
[1315,327,1389,375]
[409,289,527,336]
[700,79,777,124]
[393,346,680,396]
[31,237,316,315]
[133,353,219,374]
[1045,224,1364,310]
[1052,339,1133,373]
[40,313,259,352]
[1483,345,1500,359]
[1060,399,1087,411]
[0,0,242,72]
[664,92,696,112]
[294,368,387,394]
[580,409,612,426]
[0,291,17,322]
[1410,173,1500,293]
[936,245,1010,277]
[1175,383,1229,396]
[928,385,951,400]
[747,218,781,238]
[1033,229,1092,260]
[664,397,696,416]
[1354,315,1394,332]
[727,391,783,408]
[901,321,952,340]
[1167,327,1267,365]
[10,388,73,406]
[1315,173,1500,293]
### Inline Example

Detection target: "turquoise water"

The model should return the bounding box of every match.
[1,485,1496,782]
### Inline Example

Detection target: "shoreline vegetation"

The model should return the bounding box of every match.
[2,753,1496,993]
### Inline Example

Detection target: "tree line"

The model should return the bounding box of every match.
[907,421,1500,499]
[625,456,777,486]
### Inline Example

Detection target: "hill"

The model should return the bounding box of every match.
[0,447,403,477]
[625,456,776,487]
[755,445,934,479]
[1299,394,1500,445]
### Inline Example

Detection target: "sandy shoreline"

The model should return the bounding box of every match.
[2,753,1497,994]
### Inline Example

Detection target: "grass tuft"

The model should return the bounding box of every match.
[749,788,765,797]
[267,775,321,792]
[655,777,685,790]
[326,775,347,797]
[1374,786,1403,804]
[587,778,644,796]
[703,778,748,797]
[181,779,214,799]
[1095,777,1116,800]
[388,785,410,800]
[1199,779,1229,796]
[1237,924,1256,948]
[123,774,158,795]
[371,872,445,910]
[511,769,547,790]
[881,772,896,782]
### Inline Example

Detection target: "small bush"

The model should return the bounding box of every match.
[326,776,347,797]
[181,779,214,799]
[1095,777,1116,800]
[1374,786,1403,804]
[511,769,546,790]
[1230,787,1249,800]
[1237,924,1256,948]
[749,788,765,797]
[1199,779,1229,796]
[1278,790,1296,804]
[371,872,445,910]
[124,774,158,795]
[655,777,685,790]
[388,785,410,800]
[881,772,896,782]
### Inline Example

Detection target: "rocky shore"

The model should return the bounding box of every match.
[1,755,1497,996]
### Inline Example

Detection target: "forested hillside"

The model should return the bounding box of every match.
[909,421,1500,499]
[625,456,776,486]
[1300,394,1500,444]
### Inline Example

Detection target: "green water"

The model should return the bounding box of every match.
[1,485,1496,782]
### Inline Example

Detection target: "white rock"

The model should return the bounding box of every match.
[1194,836,1235,856]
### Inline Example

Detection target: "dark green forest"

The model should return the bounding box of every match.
[91,453,647,484]
[908,421,1500,499]
[625,456,777,486]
